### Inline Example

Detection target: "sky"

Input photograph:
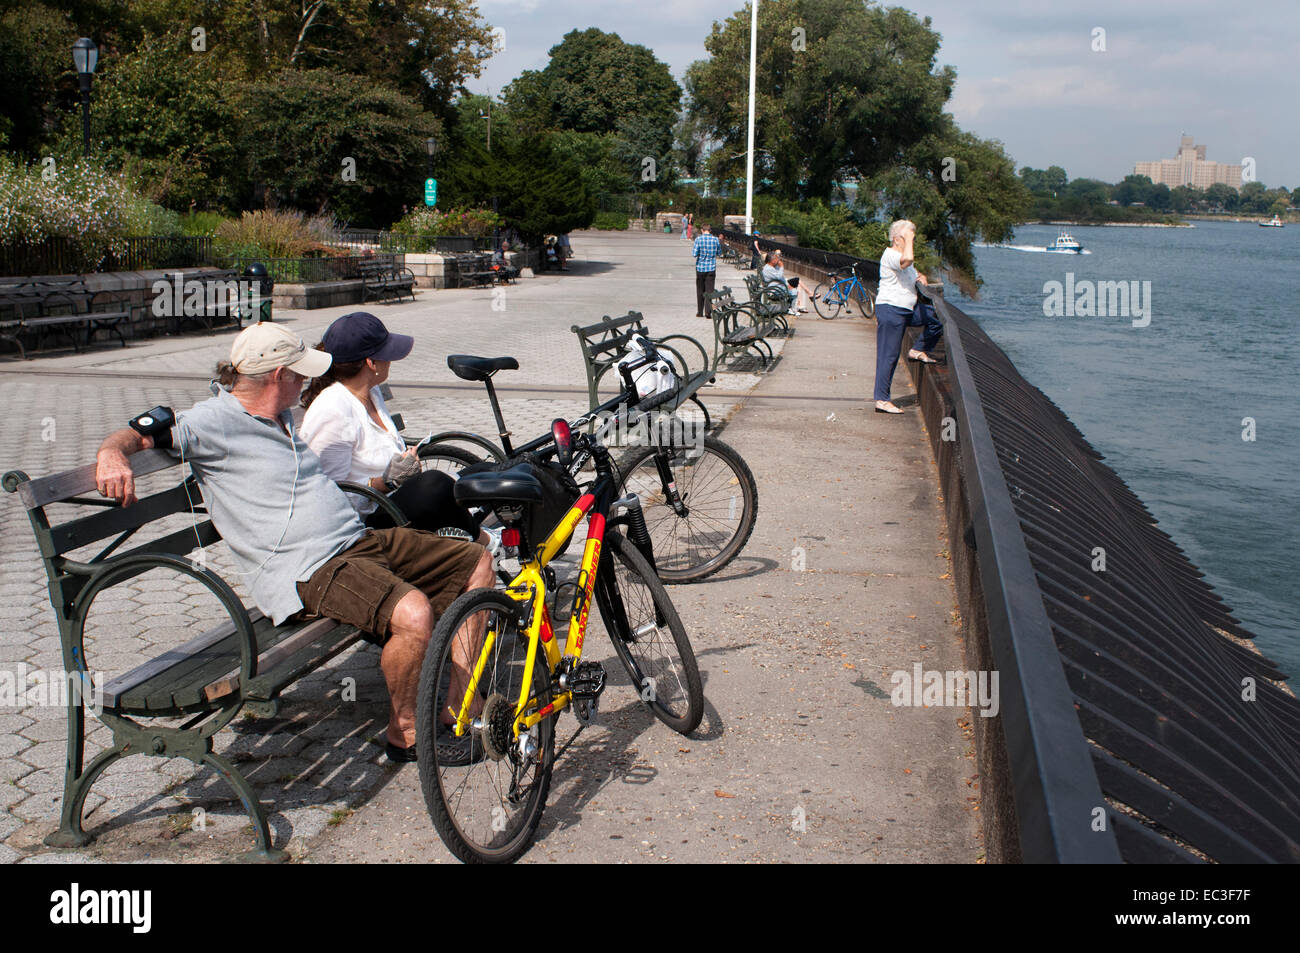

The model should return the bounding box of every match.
[467,0,1300,189]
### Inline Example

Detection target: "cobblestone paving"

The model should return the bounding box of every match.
[0,231,782,862]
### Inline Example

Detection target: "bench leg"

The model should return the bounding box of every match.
[44,744,122,849]
[204,750,289,863]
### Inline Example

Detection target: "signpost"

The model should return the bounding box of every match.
[424,178,438,207]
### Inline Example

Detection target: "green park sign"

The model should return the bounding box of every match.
[424,178,438,207]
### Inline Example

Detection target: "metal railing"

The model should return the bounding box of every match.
[0,236,214,277]
[718,228,881,284]
[915,282,1300,863]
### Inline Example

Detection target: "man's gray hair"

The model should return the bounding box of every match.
[889,219,915,243]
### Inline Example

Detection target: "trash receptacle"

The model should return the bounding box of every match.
[663,221,672,233]
[240,262,274,324]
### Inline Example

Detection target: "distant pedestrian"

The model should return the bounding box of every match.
[556,233,571,271]
[692,222,721,318]
[683,213,693,241]
[872,219,942,414]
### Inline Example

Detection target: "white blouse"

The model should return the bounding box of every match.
[300,382,406,515]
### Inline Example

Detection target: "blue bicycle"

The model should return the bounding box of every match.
[812,267,875,320]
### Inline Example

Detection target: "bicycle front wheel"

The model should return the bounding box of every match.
[617,435,758,583]
[416,588,554,864]
[596,532,703,734]
[812,280,843,319]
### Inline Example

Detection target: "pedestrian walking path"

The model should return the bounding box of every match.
[0,230,976,863]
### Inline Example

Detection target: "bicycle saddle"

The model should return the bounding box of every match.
[447,354,518,382]
[453,463,544,506]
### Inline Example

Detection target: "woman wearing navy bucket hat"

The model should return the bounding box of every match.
[300,312,487,545]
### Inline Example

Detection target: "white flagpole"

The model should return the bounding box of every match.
[745,0,758,235]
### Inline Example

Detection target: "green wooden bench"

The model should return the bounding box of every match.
[741,273,793,336]
[705,286,777,372]
[359,259,416,303]
[2,452,407,862]
[570,311,715,431]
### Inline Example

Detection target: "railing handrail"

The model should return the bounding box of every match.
[919,281,1122,863]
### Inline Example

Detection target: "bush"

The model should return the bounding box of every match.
[213,209,340,259]
[0,156,181,267]
[390,206,502,250]
[179,212,228,237]
[591,211,629,230]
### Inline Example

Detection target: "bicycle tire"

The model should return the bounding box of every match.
[416,588,554,864]
[418,442,482,476]
[812,280,843,319]
[595,531,703,734]
[616,434,758,583]
[857,284,876,318]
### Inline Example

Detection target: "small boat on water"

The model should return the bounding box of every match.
[1045,230,1083,253]
[1259,215,1284,228]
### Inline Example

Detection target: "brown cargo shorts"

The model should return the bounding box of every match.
[296,528,484,644]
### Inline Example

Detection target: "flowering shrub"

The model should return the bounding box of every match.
[0,156,180,267]
[390,206,502,250]
[214,210,343,259]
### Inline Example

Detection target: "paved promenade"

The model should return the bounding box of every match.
[0,230,978,863]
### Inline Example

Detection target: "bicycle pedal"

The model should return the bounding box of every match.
[559,660,606,699]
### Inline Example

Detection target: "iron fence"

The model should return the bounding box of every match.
[0,236,213,277]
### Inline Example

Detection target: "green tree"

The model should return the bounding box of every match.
[1115,173,1153,206]
[688,0,954,200]
[503,28,681,161]
[1147,182,1172,211]
[1042,165,1068,193]
[58,33,242,210]
[242,69,437,227]
[1204,182,1239,211]
[0,2,77,156]
[864,116,1028,292]
[1169,185,1200,213]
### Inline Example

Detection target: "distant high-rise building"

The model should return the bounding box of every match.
[1135,135,1242,190]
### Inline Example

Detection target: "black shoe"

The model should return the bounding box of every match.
[436,728,483,767]
[386,741,418,763]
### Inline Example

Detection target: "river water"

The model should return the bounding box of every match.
[956,220,1298,678]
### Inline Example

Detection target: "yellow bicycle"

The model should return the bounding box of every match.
[415,411,704,863]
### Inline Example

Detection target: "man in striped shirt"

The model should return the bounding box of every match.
[692,223,721,318]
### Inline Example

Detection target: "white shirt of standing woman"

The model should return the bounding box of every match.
[299,381,406,515]
[877,247,919,311]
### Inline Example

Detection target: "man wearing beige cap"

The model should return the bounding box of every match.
[94,323,494,764]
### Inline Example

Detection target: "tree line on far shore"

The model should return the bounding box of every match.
[1018,166,1297,223]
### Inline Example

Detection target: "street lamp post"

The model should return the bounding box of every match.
[72,37,98,158]
[744,1,758,235]
[425,136,436,183]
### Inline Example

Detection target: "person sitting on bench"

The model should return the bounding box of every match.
[93,322,495,764]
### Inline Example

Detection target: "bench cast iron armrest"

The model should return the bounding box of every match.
[338,481,410,527]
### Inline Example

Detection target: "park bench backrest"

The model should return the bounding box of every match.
[569,311,651,409]
[3,451,218,618]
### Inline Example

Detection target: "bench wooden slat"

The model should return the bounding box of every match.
[102,609,267,708]
[203,617,359,702]
[16,449,180,510]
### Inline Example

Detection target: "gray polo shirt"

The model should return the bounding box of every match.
[168,383,366,624]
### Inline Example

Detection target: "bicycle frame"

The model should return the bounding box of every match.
[447,454,623,743]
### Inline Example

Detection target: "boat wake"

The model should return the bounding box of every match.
[975,243,1093,254]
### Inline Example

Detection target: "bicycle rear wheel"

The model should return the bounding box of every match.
[417,442,482,477]
[595,532,703,734]
[617,434,758,583]
[812,280,843,319]
[416,588,554,864]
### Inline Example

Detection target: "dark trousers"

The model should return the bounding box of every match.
[873,301,943,401]
[365,469,481,536]
[696,269,717,316]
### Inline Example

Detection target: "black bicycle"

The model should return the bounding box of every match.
[415,354,759,583]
